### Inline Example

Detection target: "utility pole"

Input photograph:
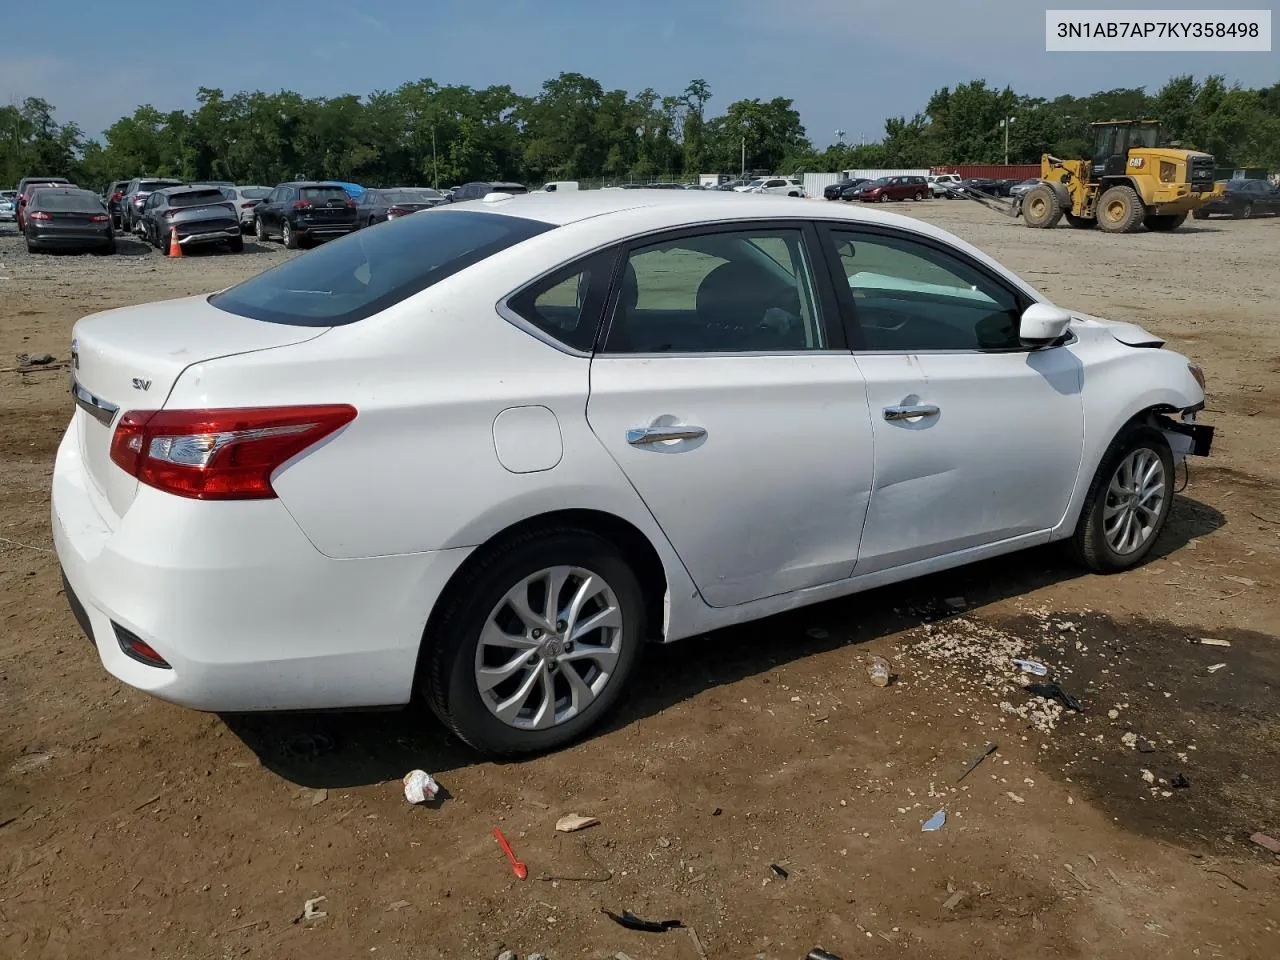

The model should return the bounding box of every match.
[740,136,745,178]
[1000,116,1015,165]
[431,126,438,188]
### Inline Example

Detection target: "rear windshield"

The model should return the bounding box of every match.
[140,180,182,191]
[210,210,555,327]
[386,188,441,203]
[34,191,104,212]
[241,187,270,199]
[170,190,228,207]
[300,185,350,201]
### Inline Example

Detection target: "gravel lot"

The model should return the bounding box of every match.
[2,204,1279,960]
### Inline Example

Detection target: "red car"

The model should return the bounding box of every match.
[851,175,929,203]
[16,178,75,232]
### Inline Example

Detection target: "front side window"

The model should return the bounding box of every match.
[825,229,1022,352]
[602,228,825,354]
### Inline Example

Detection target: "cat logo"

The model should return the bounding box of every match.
[1129,157,1145,168]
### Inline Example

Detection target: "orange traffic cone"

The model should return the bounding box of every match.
[168,225,182,258]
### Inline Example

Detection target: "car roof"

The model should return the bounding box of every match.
[159,184,227,195]
[282,181,346,188]
[449,189,964,233]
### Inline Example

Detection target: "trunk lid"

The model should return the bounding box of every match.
[70,295,328,520]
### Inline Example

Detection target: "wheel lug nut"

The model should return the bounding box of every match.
[531,628,543,640]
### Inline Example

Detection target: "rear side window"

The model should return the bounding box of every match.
[507,252,614,352]
[211,210,555,327]
[299,186,350,202]
[241,187,270,199]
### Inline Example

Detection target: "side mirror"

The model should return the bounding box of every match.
[1019,303,1072,347]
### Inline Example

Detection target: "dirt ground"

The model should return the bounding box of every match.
[2,205,1278,960]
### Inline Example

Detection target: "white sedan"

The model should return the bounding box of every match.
[52,190,1213,756]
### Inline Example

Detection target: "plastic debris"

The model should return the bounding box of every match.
[943,891,966,910]
[1250,832,1280,854]
[1207,663,1227,674]
[493,827,528,880]
[866,656,892,687]
[770,863,789,879]
[807,950,844,960]
[922,810,946,832]
[498,952,517,960]
[1006,792,1025,804]
[298,896,327,922]
[402,770,440,804]
[1012,658,1048,677]
[1025,682,1083,712]
[601,908,682,932]
[1199,638,1231,647]
[958,743,998,782]
[555,813,599,833]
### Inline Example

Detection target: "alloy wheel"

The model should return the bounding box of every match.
[1103,447,1167,555]
[474,565,623,731]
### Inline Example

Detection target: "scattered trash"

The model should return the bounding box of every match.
[555,813,599,833]
[498,952,516,960]
[528,954,547,960]
[1006,792,1025,804]
[1141,769,1156,785]
[403,770,440,804]
[944,596,967,610]
[807,627,829,640]
[386,900,411,912]
[1207,663,1227,674]
[807,950,844,960]
[1012,658,1048,677]
[922,810,946,832]
[957,743,997,782]
[866,656,892,687]
[1199,638,1231,647]
[712,807,722,817]
[614,954,634,960]
[601,908,682,932]
[657,837,671,848]
[297,896,327,923]
[943,891,965,910]
[308,789,328,806]
[1137,738,1157,754]
[24,353,56,366]
[1222,575,1257,587]
[1063,863,1091,891]
[1025,682,1083,712]
[1171,774,1190,789]
[1251,832,1280,855]
[769,863,789,879]
[493,827,528,880]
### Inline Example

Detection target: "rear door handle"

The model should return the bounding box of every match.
[626,425,707,445]
[883,404,940,422]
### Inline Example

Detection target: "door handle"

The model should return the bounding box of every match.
[883,404,940,422]
[626,425,707,445]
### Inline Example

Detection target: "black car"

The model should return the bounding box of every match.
[103,179,132,229]
[837,178,872,200]
[355,187,447,227]
[253,182,358,248]
[449,181,528,202]
[23,187,114,254]
[1193,179,1280,220]
[121,177,185,232]
[956,178,1010,197]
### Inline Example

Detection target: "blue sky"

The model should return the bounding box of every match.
[4,0,1276,150]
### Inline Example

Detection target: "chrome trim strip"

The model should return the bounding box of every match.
[71,378,118,427]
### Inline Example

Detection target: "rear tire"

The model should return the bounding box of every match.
[913,191,924,201]
[420,527,647,757]
[282,220,299,249]
[1192,208,1209,220]
[1022,184,1063,229]
[1097,185,1145,233]
[255,217,267,242]
[1064,213,1096,229]
[1143,213,1187,232]
[25,237,38,254]
[1234,202,1254,220]
[228,235,244,253]
[1071,424,1174,573]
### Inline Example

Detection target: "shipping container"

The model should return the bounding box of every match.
[803,173,840,197]
[930,164,1042,180]
[842,168,931,180]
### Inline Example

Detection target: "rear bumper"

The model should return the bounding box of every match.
[27,226,113,246]
[295,222,357,238]
[50,420,472,712]
[178,228,240,246]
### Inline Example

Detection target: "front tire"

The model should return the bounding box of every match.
[1072,424,1174,572]
[421,528,646,757]
[913,191,924,201]
[1097,185,1145,233]
[255,217,267,242]
[282,220,298,249]
[1234,202,1254,220]
[228,235,244,253]
[1022,184,1063,229]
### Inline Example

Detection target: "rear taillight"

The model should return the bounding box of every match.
[292,200,312,210]
[90,214,109,222]
[28,211,52,221]
[345,198,356,208]
[387,206,409,218]
[241,201,257,208]
[110,405,357,500]
[110,191,123,202]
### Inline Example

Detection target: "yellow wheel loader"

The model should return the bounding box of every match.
[951,121,1223,233]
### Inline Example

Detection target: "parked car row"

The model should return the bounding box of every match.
[1193,178,1280,219]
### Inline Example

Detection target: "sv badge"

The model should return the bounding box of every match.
[132,378,152,391]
